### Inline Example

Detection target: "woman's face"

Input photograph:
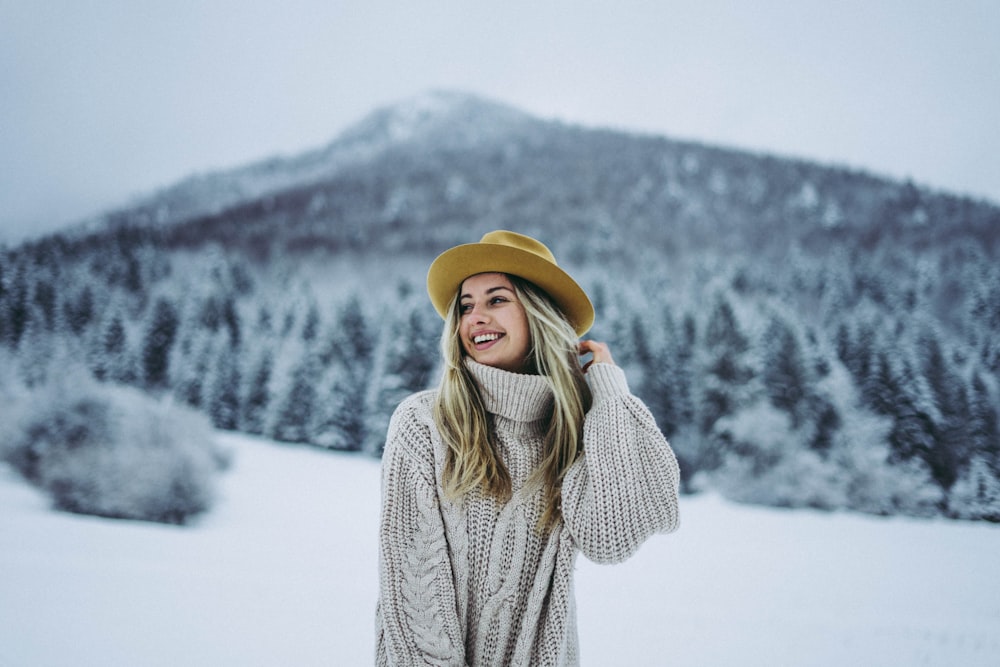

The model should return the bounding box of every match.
[458,273,532,373]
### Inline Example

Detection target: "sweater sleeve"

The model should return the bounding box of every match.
[561,363,681,564]
[376,395,467,667]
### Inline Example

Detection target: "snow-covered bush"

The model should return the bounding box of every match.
[708,402,847,510]
[831,410,944,518]
[705,399,947,517]
[1,372,230,524]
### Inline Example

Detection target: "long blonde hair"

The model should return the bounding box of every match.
[433,275,592,529]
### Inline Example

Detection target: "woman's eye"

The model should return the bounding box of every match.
[459,303,473,314]
[489,296,507,305]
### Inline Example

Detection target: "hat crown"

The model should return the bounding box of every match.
[479,230,557,266]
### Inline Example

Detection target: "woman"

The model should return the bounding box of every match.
[376,230,680,666]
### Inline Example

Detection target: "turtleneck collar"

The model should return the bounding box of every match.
[465,359,553,423]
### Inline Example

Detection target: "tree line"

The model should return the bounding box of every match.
[2,226,998,521]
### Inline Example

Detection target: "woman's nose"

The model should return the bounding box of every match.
[469,303,489,322]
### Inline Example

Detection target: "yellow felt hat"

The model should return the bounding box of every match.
[427,230,594,336]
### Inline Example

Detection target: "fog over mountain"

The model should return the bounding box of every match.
[3,91,999,523]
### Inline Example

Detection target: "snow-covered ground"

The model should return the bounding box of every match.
[2,433,998,667]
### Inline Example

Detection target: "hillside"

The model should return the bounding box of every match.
[2,90,999,522]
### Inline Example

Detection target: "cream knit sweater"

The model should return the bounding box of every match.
[376,361,680,666]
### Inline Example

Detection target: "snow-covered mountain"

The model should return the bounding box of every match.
[86,89,999,263]
[3,90,999,523]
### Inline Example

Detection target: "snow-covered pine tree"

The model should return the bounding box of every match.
[967,373,1000,462]
[761,314,810,428]
[240,348,273,436]
[836,317,878,391]
[697,292,758,470]
[948,371,1000,515]
[207,342,241,431]
[89,308,129,383]
[309,296,375,451]
[362,304,438,455]
[633,306,692,441]
[2,265,30,348]
[31,277,57,333]
[141,297,179,389]
[172,330,214,409]
[62,284,95,337]
[914,329,969,490]
[270,350,321,444]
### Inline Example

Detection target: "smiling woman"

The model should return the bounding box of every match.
[375,230,681,666]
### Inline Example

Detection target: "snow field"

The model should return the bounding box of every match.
[576,495,1000,665]
[2,433,999,666]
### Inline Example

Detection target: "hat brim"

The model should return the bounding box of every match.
[427,242,594,336]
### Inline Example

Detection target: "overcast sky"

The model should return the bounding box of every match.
[2,1,998,244]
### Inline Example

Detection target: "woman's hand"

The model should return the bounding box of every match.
[579,340,615,373]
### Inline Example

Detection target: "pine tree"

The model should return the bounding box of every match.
[697,293,757,469]
[761,315,809,428]
[63,285,95,336]
[91,311,128,382]
[222,295,241,348]
[966,265,1000,375]
[4,265,30,348]
[32,278,57,332]
[123,252,144,295]
[173,333,213,408]
[914,332,969,489]
[862,349,899,419]
[361,305,438,454]
[207,345,241,430]
[241,349,273,435]
[810,402,841,454]
[271,352,320,444]
[836,318,878,390]
[864,348,951,489]
[142,297,179,389]
[635,307,691,440]
[699,295,755,434]
[967,373,1000,462]
[310,296,376,450]
[312,367,366,450]
[801,327,841,453]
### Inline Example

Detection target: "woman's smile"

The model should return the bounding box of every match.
[471,330,505,349]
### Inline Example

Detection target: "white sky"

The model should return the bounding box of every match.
[2,0,998,244]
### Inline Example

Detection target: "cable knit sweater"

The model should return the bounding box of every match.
[376,361,680,667]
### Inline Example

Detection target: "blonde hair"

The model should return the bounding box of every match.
[433,275,592,530]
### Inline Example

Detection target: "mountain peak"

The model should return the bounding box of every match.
[334,90,534,150]
[362,90,487,141]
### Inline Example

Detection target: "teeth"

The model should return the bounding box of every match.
[474,333,501,344]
